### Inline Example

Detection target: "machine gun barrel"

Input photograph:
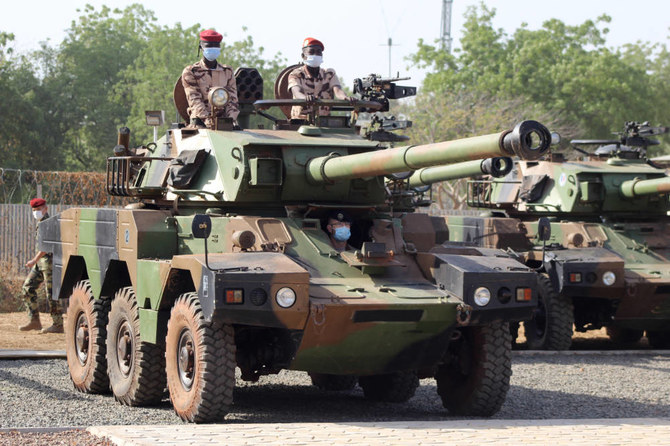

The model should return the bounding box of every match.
[408,157,513,187]
[620,176,670,198]
[306,121,550,184]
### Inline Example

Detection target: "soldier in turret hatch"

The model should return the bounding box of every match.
[182,29,239,129]
[288,37,355,121]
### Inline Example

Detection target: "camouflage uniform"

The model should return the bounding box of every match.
[182,60,240,128]
[21,213,61,325]
[287,65,342,120]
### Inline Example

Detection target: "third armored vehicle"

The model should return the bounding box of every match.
[39,68,552,422]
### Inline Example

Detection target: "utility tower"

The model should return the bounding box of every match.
[440,0,453,53]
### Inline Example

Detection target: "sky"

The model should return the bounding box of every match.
[2,0,669,90]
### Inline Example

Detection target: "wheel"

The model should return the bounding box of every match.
[65,280,110,394]
[166,293,236,423]
[358,371,419,403]
[436,322,511,416]
[523,274,574,350]
[106,287,165,406]
[646,330,670,349]
[309,373,357,391]
[606,326,644,344]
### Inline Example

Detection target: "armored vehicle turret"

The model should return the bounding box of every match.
[40,68,553,422]
[457,121,670,349]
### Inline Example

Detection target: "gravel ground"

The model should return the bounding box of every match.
[0,353,669,430]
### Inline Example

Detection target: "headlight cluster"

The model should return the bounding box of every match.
[472,286,532,306]
[567,270,616,286]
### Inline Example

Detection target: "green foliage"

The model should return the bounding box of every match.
[410,4,670,154]
[0,4,286,172]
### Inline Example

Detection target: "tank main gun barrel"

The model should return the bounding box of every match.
[620,176,670,198]
[306,121,550,184]
[408,157,513,187]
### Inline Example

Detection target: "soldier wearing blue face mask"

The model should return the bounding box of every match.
[181,29,239,129]
[326,210,353,252]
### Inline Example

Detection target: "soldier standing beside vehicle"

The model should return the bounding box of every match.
[288,37,354,120]
[18,198,62,333]
[182,29,239,129]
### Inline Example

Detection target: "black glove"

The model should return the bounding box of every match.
[305,93,315,103]
[232,121,242,131]
[190,117,206,128]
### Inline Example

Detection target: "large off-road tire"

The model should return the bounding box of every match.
[358,371,419,403]
[436,321,511,416]
[106,287,165,406]
[309,373,358,391]
[606,326,644,344]
[65,280,110,394]
[166,293,236,423]
[646,330,670,349]
[524,274,574,350]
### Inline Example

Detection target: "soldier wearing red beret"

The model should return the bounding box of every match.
[18,198,62,333]
[181,29,240,129]
[288,37,355,121]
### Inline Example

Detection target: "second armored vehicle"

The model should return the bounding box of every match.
[454,122,670,349]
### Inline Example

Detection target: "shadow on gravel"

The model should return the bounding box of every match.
[0,368,89,403]
[502,386,670,419]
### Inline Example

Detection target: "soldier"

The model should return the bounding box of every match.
[325,210,353,252]
[288,37,354,121]
[18,198,62,334]
[182,29,240,129]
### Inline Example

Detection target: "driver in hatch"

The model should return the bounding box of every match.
[288,37,354,121]
[325,210,353,252]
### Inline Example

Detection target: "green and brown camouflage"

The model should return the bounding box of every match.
[460,122,670,349]
[38,68,554,422]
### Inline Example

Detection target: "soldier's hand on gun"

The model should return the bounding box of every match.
[304,93,315,104]
[345,96,357,105]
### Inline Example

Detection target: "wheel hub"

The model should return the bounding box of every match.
[75,313,89,365]
[177,330,195,391]
[116,321,134,376]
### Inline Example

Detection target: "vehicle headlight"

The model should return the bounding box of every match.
[275,287,296,308]
[210,87,229,107]
[474,287,491,306]
[602,271,616,286]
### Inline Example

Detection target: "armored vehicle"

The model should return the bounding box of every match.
[39,68,552,422]
[454,121,670,349]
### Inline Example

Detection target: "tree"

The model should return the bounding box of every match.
[409,4,669,153]
[0,32,61,170]
[45,4,158,170]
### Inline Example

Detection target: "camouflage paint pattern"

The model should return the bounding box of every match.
[39,120,549,379]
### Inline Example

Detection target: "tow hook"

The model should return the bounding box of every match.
[456,303,472,326]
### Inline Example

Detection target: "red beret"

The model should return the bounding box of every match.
[302,37,324,50]
[30,198,46,208]
[200,29,223,43]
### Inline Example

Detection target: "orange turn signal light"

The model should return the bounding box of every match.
[516,288,532,302]
[225,289,244,304]
[569,273,582,283]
